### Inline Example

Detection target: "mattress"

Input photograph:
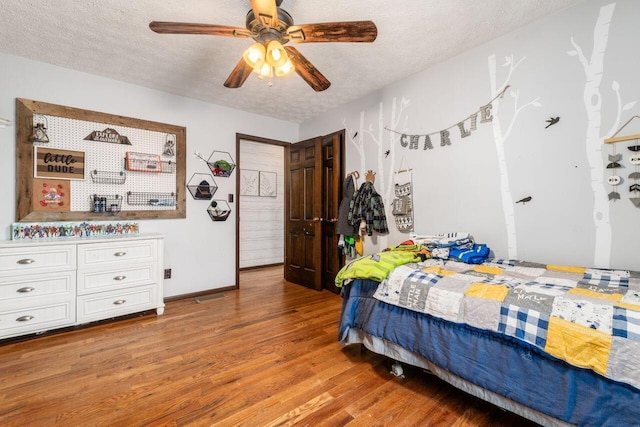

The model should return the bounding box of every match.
[339,278,640,427]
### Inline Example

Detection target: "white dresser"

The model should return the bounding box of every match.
[0,233,164,340]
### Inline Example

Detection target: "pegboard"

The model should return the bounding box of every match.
[42,115,176,212]
[16,98,186,222]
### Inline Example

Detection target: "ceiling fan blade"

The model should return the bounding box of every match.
[224,58,254,89]
[284,46,331,92]
[149,21,251,38]
[250,0,279,27]
[287,21,377,43]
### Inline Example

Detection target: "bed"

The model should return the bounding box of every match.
[336,237,640,427]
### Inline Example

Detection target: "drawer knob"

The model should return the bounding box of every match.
[113,299,126,305]
[114,252,127,257]
[17,287,35,293]
[17,258,35,265]
[16,315,34,322]
[113,275,127,281]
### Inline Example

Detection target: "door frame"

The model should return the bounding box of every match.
[235,133,290,288]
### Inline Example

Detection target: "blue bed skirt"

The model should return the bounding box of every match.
[339,279,640,427]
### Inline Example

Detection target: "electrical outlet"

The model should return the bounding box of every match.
[164,268,172,279]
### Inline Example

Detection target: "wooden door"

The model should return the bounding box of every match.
[285,131,344,291]
[320,131,344,294]
[285,137,323,290]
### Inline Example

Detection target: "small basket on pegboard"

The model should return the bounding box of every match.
[207,199,231,221]
[90,194,123,213]
[90,170,126,185]
[125,152,162,173]
[127,191,177,207]
[161,160,176,174]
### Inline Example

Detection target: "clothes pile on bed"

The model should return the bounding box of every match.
[335,232,490,288]
[335,233,640,391]
[414,232,490,264]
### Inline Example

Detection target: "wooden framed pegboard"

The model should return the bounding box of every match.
[15,98,186,222]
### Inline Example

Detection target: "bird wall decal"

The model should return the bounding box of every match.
[545,117,560,128]
[516,196,532,204]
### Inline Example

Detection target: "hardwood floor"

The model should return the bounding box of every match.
[0,266,537,426]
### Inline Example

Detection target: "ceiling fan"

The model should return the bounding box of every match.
[149,0,377,92]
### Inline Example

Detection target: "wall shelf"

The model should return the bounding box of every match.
[207,151,235,177]
[207,199,231,221]
[187,173,218,200]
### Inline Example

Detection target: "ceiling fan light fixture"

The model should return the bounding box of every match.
[275,58,294,76]
[256,62,273,78]
[242,42,266,69]
[149,4,377,91]
[265,40,288,68]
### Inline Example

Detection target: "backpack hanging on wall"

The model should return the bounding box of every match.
[393,163,414,232]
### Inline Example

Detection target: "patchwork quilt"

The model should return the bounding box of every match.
[372,258,640,390]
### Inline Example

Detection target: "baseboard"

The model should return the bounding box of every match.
[164,286,237,302]
[239,262,283,271]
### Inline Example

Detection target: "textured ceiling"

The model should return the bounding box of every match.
[0,0,582,123]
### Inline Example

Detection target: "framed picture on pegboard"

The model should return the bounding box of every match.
[34,147,85,180]
[32,179,70,212]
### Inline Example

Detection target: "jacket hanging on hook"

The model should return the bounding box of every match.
[348,181,389,236]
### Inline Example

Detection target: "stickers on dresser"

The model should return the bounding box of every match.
[11,221,139,240]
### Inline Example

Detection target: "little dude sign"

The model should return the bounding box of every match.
[34,147,85,180]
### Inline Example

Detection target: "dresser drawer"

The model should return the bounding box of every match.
[77,264,156,295]
[78,240,157,268]
[77,285,157,323]
[0,245,76,276]
[0,272,75,306]
[0,300,75,338]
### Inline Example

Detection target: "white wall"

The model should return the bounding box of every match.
[300,0,640,271]
[0,52,298,297]
[239,140,285,268]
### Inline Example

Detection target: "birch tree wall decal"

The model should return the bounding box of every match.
[488,54,541,260]
[343,112,368,178]
[568,3,636,267]
[343,97,410,249]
